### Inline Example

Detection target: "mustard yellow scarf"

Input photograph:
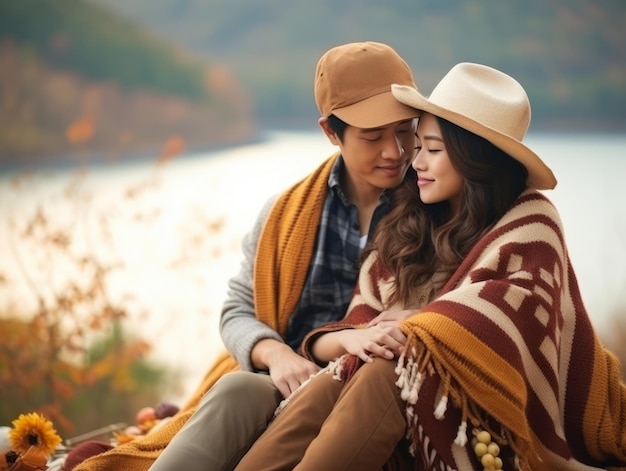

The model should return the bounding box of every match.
[73,153,338,471]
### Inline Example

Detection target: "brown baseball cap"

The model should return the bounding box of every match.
[314,41,420,128]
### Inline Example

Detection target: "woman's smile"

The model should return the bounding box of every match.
[416,175,433,187]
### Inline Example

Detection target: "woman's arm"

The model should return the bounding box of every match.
[310,324,406,364]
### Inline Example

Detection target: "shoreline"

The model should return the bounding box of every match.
[1,125,625,176]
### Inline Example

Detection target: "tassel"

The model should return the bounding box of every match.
[407,359,418,385]
[400,378,411,402]
[403,355,424,404]
[434,394,448,419]
[407,371,422,404]
[395,367,406,389]
[407,384,418,404]
[328,357,343,381]
[454,420,468,446]
[408,441,416,456]
[405,404,414,422]
[395,346,407,375]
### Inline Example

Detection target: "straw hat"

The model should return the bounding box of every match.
[392,62,557,189]
[314,41,420,128]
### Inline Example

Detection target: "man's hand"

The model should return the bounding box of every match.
[252,339,320,399]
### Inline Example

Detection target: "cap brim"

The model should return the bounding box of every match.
[392,84,557,190]
[333,91,420,128]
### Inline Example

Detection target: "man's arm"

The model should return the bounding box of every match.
[219,195,284,372]
[220,195,321,397]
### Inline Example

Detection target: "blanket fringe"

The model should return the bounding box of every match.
[396,333,531,469]
[454,420,468,447]
[278,344,532,469]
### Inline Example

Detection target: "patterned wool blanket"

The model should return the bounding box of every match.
[71,154,338,471]
[301,190,626,470]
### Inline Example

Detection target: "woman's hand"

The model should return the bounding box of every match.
[336,324,406,363]
[367,309,416,328]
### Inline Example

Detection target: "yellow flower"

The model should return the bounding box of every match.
[9,412,62,455]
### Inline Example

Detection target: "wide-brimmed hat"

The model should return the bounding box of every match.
[315,41,420,128]
[391,63,557,189]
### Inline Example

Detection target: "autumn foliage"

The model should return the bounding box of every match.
[0,38,254,165]
[65,118,95,145]
[0,163,174,437]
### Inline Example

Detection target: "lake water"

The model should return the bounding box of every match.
[1,130,625,402]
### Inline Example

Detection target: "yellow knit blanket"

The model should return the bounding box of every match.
[73,153,339,471]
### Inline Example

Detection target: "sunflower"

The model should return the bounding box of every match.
[8,413,61,456]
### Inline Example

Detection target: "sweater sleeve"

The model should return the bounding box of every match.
[219,194,285,372]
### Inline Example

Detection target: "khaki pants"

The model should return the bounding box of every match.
[234,358,414,471]
[149,372,282,471]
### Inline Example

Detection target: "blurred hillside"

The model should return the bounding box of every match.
[2,0,625,165]
[90,0,626,132]
[0,0,255,166]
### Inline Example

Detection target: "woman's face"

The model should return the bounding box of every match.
[412,113,464,215]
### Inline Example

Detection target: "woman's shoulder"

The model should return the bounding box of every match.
[511,189,563,226]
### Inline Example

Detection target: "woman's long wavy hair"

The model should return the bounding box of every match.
[366,116,528,307]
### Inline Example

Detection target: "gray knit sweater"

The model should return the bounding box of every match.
[219,195,282,372]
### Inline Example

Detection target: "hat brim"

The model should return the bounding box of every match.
[333,91,420,129]
[392,84,557,190]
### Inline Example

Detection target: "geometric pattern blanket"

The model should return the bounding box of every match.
[301,190,626,470]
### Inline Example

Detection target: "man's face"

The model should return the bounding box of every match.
[339,118,417,193]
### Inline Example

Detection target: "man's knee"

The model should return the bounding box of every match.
[359,358,398,381]
[202,372,281,412]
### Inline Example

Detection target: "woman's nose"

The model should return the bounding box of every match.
[412,150,424,171]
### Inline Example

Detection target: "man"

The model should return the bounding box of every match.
[72,41,420,471]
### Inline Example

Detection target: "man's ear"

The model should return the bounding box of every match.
[318,117,341,145]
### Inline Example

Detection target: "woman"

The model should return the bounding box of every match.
[234,63,626,470]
